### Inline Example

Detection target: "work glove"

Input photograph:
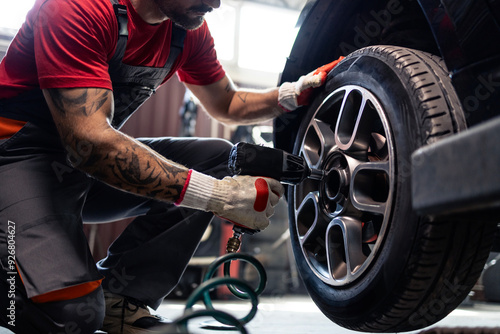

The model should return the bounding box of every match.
[278,56,344,112]
[175,170,285,231]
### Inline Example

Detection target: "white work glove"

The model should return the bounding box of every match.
[175,170,285,231]
[278,56,344,112]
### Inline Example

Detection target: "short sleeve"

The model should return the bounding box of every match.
[34,0,117,90]
[176,22,225,86]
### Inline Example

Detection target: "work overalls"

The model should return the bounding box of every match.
[0,2,231,331]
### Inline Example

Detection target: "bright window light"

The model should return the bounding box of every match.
[0,0,35,30]
[205,2,301,86]
[205,4,236,61]
[238,2,299,72]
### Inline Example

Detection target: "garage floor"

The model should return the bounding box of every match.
[0,295,498,333]
[156,296,500,334]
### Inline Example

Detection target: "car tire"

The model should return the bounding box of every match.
[289,45,497,332]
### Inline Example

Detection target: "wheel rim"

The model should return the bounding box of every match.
[294,85,395,286]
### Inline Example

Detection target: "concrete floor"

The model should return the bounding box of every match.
[157,296,500,334]
[0,296,498,334]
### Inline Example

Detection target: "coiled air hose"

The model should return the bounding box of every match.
[162,228,267,333]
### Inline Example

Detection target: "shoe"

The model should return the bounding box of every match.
[101,290,171,334]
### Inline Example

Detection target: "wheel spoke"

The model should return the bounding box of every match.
[334,87,377,153]
[295,192,320,240]
[302,119,336,169]
[350,160,391,215]
[326,216,366,282]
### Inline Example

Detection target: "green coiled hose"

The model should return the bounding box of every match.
[164,252,267,333]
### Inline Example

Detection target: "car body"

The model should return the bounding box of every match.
[276,0,500,152]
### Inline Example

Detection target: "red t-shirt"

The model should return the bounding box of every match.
[0,0,225,102]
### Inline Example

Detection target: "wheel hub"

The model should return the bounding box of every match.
[320,153,349,216]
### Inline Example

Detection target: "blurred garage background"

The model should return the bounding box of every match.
[0,0,311,301]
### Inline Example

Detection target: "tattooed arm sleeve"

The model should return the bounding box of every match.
[43,87,188,202]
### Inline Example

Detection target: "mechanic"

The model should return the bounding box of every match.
[0,0,341,332]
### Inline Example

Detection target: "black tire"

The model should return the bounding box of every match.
[289,45,497,332]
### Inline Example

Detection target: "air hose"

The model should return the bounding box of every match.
[163,227,267,333]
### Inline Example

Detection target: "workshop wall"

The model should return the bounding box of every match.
[120,76,186,138]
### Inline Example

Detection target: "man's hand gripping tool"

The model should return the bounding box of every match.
[225,142,325,252]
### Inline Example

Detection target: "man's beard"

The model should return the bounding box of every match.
[154,1,213,30]
[170,13,204,30]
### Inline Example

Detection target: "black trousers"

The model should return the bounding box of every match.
[0,122,233,332]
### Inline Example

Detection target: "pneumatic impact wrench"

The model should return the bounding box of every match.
[225,142,325,253]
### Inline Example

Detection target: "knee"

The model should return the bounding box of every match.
[211,138,234,155]
[198,138,234,178]
[56,286,105,333]
[212,138,234,177]
[17,286,105,334]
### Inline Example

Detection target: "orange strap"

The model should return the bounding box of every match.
[0,116,26,140]
[31,279,104,304]
[14,263,104,303]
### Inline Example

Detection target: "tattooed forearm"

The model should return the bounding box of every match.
[222,88,282,125]
[45,87,188,203]
[47,88,110,117]
[81,134,188,202]
[237,92,248,103]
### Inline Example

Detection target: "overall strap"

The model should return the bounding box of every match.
[109,0,128,64]
[108,0,186,70]
[107,0,187,129]
[164,24,187,70]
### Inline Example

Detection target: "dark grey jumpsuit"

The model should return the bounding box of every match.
[0,2,231,332]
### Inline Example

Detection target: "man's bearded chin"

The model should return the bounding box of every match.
[154,1,212,30]
[169,13,205,30]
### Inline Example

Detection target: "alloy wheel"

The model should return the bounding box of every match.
[294,85,394,286]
